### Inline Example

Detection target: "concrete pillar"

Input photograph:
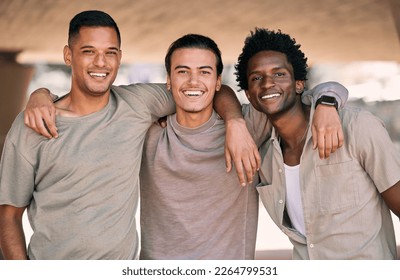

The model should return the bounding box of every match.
[0,51,34,154]
[388,0,400,50]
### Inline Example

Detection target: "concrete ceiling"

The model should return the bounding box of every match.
[0,0,399,65]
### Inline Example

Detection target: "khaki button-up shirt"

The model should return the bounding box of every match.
[257,106,399,259]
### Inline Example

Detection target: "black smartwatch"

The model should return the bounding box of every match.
[315,95,338,111]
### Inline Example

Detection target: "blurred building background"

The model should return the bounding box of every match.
[0,0,399,259]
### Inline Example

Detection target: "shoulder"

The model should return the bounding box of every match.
[4,112,47,157]
[111,83,172,110]
[341,106,385,130]
[111,83,168,96]
[6,112,30,142]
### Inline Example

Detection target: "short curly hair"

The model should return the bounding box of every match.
[235,28,308,90]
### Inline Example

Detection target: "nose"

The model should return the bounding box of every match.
[188,72,199,85]
[262,75,275,89]
[93,53,106,67]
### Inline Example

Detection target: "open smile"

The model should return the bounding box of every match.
[89,72,109,79]
[260,92,281,100]
[183,90,205,97]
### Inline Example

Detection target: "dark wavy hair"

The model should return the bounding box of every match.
[68,10,121,47]
[235,28,308,90]
[165,34,223,75]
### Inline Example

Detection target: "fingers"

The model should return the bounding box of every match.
[33,109,53,139]
[241,157,254,186]
[41,108,58,138]
[315,129,344,159]
[324,133,332,158]
[157,116,167,128]
[226,149,258,187]
[233,151,259,187]
[225,148,232,173]
[337,126,344,148]
[330,132,338,154]
[254,149,261,172]
[233,160,247,187]
[316,129,326,159]
[23,108,56,139]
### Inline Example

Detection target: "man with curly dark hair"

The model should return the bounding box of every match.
[236,28,308,90]
[236,28,400,259]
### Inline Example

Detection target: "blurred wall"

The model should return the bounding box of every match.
[0,52,34,153]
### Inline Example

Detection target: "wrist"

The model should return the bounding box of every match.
[315,95,338,111]
[225,116,246,127]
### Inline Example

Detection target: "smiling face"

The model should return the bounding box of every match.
[64,26,121,98]
[245,50,304,117]
[167,47,222,127]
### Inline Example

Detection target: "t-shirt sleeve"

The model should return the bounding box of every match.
[0,123,35,207]
[302,81,349,108]
[112,83,176,122]
[351,110,400,193]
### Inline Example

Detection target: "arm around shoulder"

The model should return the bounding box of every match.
[214,85,261,186]
[302,81,349,108]
[24,87,58,139]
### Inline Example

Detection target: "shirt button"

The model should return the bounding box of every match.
[278,169,283,173]
[279,199,283,204]
[309,244,314,248]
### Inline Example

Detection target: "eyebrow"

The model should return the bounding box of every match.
[80,45,120,51]
[248,66,286,75]
[174,65,214,71]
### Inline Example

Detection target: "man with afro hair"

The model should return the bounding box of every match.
[235,28,400,259]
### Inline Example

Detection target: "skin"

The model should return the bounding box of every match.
[0,26,121,260]
[0,206,27,259]
[246,50,400,218]
[167,48,221,128]
[57,26,121,116]
[166,47,258,184]
[245,50,307,166]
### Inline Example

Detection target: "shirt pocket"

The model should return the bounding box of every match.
[315,159,360,214]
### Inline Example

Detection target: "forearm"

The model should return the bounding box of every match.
[0,206,28,260]
[213,85,243,121]
[302,81,349,108]
[31,88,57,102]
[382,180,400,218]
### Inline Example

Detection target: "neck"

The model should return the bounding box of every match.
[175,107,214,128]
[55,90,110,117]
[270,102,310,166]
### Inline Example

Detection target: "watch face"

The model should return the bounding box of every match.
[320,96,336,104]
[316,95,338,110]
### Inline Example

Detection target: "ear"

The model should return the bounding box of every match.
[118,49,122,67]
[215,75,222,91]
[63,45,72,66]
[166,75,171,90]
[245,90,250,100]
[295,80,305,95]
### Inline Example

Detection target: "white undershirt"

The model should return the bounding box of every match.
[284,163,306,236]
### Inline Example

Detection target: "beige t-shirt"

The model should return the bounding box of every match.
[0,84,174,259]
[139,111,264,259]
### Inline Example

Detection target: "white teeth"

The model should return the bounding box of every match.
[184,90,203,97]
[261,93,280,100]
[90,73,107,77]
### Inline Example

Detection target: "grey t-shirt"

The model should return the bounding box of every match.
[139,111,267,259]
[0,84,174,259]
